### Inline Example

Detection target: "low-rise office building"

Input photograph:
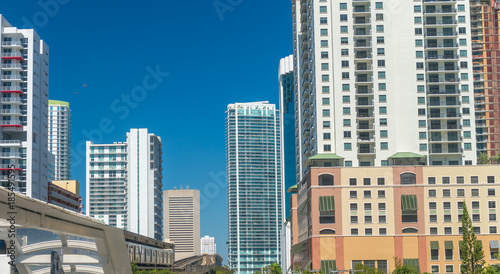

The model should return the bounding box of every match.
[290,163,500,273]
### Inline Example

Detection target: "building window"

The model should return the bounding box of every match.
[401,173,416,185]
[319,174,334,186]
[376,25,384,32]
[471,189,479,197]
[488,176,495,184]
[340,14,347,22]
[431,242,439,260]
[364,191,371,199]
[380,130,388,138]
[442,177,450,184]
[350,216,358,224]
[344,143,352,150]
[443,189,451,197]
[429,189,436,197]
[320,6,328,13]
[379,228,387,235]
[351,228,358,235]
[378,190,385,198]
[340,26,348,33]
[350,191,357,198]
[320,17,328,24]
[488,189,495,196]
[339,3,347,10]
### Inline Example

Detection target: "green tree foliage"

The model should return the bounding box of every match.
[131,263,172,274]
[353,263,385,274]
[478,152,491,165]
[460,203,485,274]
[253,263,283,274]
[392,258,419,274]
[211,266,235,274]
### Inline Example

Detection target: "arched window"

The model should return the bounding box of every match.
[402,227,418,234]
[319,229,336,235]
[319,174,334,186]
[401,172,417,185]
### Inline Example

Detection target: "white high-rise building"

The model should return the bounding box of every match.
[48,100,71,180]
[201,235,216,255]
[86,141,128,230]
[126,128,163,240]
[86,129,163,240]
[0,15,50,201]
[293,0,477,175]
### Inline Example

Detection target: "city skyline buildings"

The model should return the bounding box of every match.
[0,14,51,201]
[292,0,478,175]
[48,100,71,180]
[201,235,217,255]
[226,101,282,274]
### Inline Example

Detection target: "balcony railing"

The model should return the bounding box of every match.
[424,31,458,37]
[427,89,460,95]
[428,124,462,130]
[358,148,376,154]
[429,148,464,154]
[424,8,457,14]
[425,43,458,48]
[426,78,459,83]
[426,55,459,60]
[424,20,457,25]
[429,136,463,142]
[428,101,461,106]
[426,66,460,71]
[428,113,461,118]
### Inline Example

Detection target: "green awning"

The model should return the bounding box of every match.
[401,195,418,211]
[445,241,454,249]
[321,260,337,273]
[388,152,426,159]
[490,240,499,249]
[48,100,70,108]
[403,259,420,272]
[287,184,298,193]
[305,153,344,166]
[319,196,335,211]
[430,241,439,250]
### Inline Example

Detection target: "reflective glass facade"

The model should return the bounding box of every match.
[226,102,282,274]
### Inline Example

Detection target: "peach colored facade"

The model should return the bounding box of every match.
[290,166,500,273]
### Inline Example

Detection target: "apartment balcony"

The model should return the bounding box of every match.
[355,77,373,83]
[427,101,461,107]
[426,66,459,72]
[1,64,25,70]
[428,124,462,130]
[1,53,26,61]
[427,89,460,95]
[357,125,375,131]
[353,8,371,14]
[428,136,463,142]
[354,30,372,37]
[358,148,376,154]
[429,148,464,154]
[0,98,24,104]
[357,137,376,143]
[425,42,459,49]
[0,164,23,170]
[356,100,374,107]
[425,54,459,60]
[0,109,23,116]
[1,41,26,48]
[426,78,459,83]
[427,113,461,119]
[356,89,374,95]
[1,86,25,94]
[423,8,457,14]
[356,112,375,118]
[424,31,458,37]
[355,65,373,71]
[1,75,23,82]
[0,152,22,158]
[424,19,457,26]
[353,19,371,25]
[354,42,372,48]
[0,140,22,146]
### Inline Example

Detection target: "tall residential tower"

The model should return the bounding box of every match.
[226,102,282,274]
[86,129,163,239]
[0,15,50,201]
[293,0,477,174]
[49,100,71,180]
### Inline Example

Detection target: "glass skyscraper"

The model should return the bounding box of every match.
[226,102,282,274]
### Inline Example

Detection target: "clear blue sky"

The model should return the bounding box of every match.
[0,0,293,262]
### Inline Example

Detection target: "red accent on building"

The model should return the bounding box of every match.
[1,56,24,61]
[1,90,23,94]
[0,125,22,127]
[0,168,22,171]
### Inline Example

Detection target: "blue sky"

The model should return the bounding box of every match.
[0,0,293,262]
